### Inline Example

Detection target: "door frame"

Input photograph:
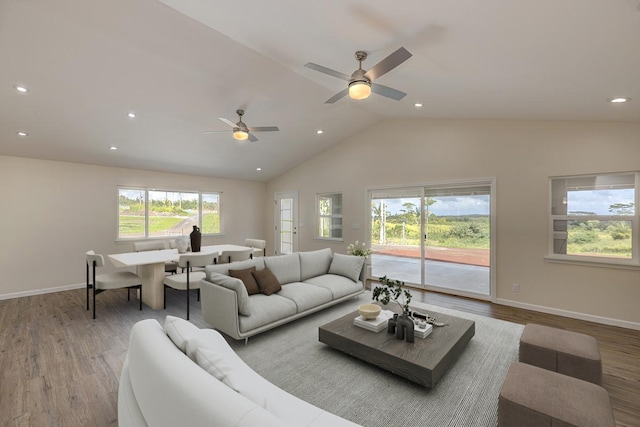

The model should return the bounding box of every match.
[366,178,496,302]
[274,191,298,255]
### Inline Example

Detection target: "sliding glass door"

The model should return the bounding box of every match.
[369,180,493,299]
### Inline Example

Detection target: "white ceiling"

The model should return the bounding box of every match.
[1,0,639,182]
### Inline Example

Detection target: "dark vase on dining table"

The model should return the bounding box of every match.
[190,225,201,252]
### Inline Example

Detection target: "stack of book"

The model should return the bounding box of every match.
[414,322,433,339]
[353,309,395,332]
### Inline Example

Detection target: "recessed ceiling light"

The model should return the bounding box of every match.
[256,167,262,171]
[414,103,423,108]
[15,85,29,93]
[316,130,324,134]
[127,112,136,118]
[17,131,28,137]
[608,97,630,103]
[109,146,118,150]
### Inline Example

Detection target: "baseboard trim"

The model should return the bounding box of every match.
[0,283,85,301]
[496,298,640,331]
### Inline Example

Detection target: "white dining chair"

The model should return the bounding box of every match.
[163,252,216,320]
[244,238,267,257]
[86,250,142,319]
[133,240,178,274]
[215,248,254,264]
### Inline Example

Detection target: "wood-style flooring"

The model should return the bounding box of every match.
[0,286,638,426]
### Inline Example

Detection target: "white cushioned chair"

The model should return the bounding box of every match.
[133,240,178,274]
[86,250,142,319]
[164,252,216,320]
[244,238,267,257]
[215,248,253,264]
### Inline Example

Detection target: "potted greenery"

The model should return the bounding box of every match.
[372,276,414,342]
[372,275,412,314]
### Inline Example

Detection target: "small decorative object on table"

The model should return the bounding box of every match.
[190,225,201,252]
[358,303,381,320]
[176,236,189,254]
[372,276,415,342]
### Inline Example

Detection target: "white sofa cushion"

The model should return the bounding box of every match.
[276,282,333,312]
[125,319,287,427]
[209,272,252,316]
[328,253,364,282]
[303,274,364,299]
[299,248,333,281]
[238,294,297,333]
[183,324,361,427]
[164,315,201,352]
[264,253,301,285]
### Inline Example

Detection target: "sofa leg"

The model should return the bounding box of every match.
[244,337,248,346]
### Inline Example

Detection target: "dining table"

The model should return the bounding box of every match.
[108,244,251,310]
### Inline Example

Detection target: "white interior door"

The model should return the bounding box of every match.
[274,192,298,255]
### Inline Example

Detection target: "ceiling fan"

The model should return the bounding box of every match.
[305,47,412,104]
[205,109,279,142]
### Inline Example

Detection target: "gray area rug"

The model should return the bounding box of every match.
[230,295,524,427]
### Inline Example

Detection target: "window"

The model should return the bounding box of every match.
[118,187,222,239]
[317,193,342,239]
[549,172,638,266]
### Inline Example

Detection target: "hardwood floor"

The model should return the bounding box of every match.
[0,287,638,426]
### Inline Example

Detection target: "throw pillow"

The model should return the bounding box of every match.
[164,315,200,353]
[208,272,252,316]
[228,266,260,295]
[328,253,365,283]
[252,268,281,295]
[193,346,269,409]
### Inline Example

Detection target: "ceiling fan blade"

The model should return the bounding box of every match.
[304,62,351,81]
[203,130,228,134]
[218,117,236,128]
[371,82,407,101]
[364,47,412,81]
[248,126,279,132]
[325,88,349,104]
[248,133,258,142]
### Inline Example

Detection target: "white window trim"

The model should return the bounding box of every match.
[116,186,223,241]
[316,192,343,241]
[546,172,639,268]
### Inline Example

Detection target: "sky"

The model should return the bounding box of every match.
[376,195,490,217]
[567,189,635,215]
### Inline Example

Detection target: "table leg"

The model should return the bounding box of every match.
[137,263,165,309]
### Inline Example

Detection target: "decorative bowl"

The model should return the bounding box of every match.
[358,304,381,320]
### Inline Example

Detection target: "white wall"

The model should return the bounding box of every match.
[0,156,266,297]
[266,119,640,327]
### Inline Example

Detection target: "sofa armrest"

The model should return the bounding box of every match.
[200,279,243,340]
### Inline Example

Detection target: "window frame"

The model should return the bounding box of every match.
[117,186,223,241]
[316,192,343,241]
[547,172,639,268]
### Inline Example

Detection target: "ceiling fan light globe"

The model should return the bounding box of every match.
[233,129,249,140]
[349,81,371,100]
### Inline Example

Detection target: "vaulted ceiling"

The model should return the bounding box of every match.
[2,0,639,181]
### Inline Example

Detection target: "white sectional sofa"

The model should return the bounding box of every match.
[199,248,365,342]
[118,316,361,427]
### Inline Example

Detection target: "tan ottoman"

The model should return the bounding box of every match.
[499,362,615,427]
[519,323,602,384]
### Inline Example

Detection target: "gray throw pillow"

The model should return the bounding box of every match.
[209,272,252,316]
[328,253,364,283]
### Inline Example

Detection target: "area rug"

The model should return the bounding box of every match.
[230,296,524,427]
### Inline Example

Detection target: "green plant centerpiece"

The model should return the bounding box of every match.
[372,275,412,314]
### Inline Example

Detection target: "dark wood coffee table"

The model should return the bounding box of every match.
[319,308,475,387]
